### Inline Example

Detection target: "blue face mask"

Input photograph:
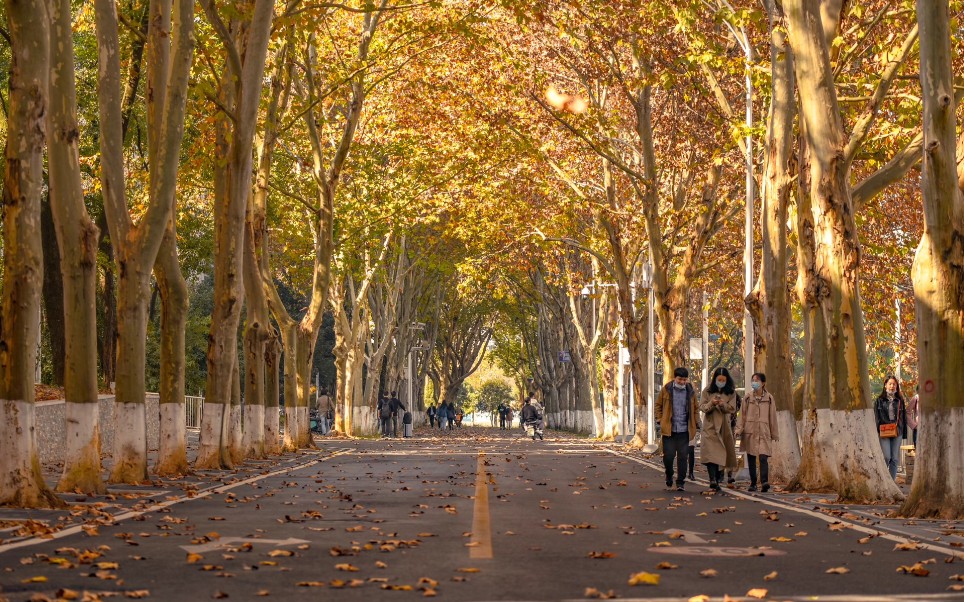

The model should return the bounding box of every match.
[751,381,762,391]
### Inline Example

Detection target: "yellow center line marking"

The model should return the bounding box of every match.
[470,452,493,559]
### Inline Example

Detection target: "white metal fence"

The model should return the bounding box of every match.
[186,395,204,429]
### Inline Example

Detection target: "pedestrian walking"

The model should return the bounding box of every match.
[736,373,779,492]
[498,403,507,429]
[906,385,919,448]
[437,403,448,430]
[656,367,698,492]
[874,375,907,480]
[427,403,437,429]
[506,407,514,431]
[377,393,392,437]
[699,367,738,492]
[445,402,456,430]
[389,391,405,438]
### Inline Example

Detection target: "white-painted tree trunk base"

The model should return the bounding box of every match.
[591,407,605,438]
[243,405,265,459]
[903,408,964,518]
[0,399,59,506]
[264,409,281,455]
[109,402,148,483]
[156,403,188,476]
[769,410,802,483]
[793,408,902,502]
[352,408,377,436]
[282,407,297,451]
[602,406,621,441]
[58,402,105,494]
[196,402,226,469]
[572,410,593,434]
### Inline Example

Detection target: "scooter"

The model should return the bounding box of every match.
[524,419,544,440]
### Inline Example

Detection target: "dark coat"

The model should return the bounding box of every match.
[656,382,698,441]
[874,394,907,436]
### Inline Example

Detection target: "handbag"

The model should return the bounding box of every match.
[879,422,898,438]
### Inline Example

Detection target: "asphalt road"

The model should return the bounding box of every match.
[1,427,963,601]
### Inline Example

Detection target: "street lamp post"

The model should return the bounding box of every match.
[406,323,426,423]
[641,261,655,447]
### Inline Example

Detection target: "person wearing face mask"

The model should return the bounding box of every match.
[656,367,698,491]
[873,375,907,480]
[735,373,779,492]
[699,367,738,492]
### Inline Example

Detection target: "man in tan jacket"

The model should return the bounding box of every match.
[655,367,699,491]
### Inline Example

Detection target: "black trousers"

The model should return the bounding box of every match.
[748,454,769,485]
[392,415,399,437]
[687,445,695,476]
[706,463,723,484]
[380,416,391,436]
[662,432,689,486]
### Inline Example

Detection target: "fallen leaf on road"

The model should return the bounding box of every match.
[376,561,388,568]
[770,536,794,542]
[212,592,228,599]
[699,569,718,578]
[858,536,873,544]
[828,523,847,532]
[628,571,660,586]
[21,576,47,583]
[187,553,203,564]
[584,587,618,599]
[894,542,921,551]
[951,574,964,581]
[297,581,325,587]
[653,541,672,547]
[256,589,270,596]
[764,571,778,581]
[418,577,439,588]
[655,562,678,570]
[125,591,151,599]
[423,589,438,597]
[417,533,436,537]
[714,528,730,534]
[56,589,80,600]
[897,563,930,577]
[747,588,768,599]
[688,596,710,602]
[826,567,850,574]
[268,550,294,558]
[795,531,808,537]
[949,584,964,592]
[458,568,480,573]
[588,551,616,559]
[381,584,414,591]
[335,563,359,572]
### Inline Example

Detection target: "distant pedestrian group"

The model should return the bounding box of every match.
[427,401,458,431]
[377,391,405,438]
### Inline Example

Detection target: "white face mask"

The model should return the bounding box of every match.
[715,379,727,389]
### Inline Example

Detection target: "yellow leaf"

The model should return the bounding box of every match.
[689,596,711,602]
[297,581,325,587]
[335,563,359,572]
[700,569,718,578]
[375,561,387,568]
[186,553,203,564]
[894,542,922,551]
[655,562,678,570]
[770,536,794,542]
[764,571,778,581]
[125,591,151,599]
[268,550,294,557]
[747,588,768,599]
[826,566,851,574]
[22,576,48,583]
[56,589,80,600]
[628,571,660,586]
[458,568,481,573]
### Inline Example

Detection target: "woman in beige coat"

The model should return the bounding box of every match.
[736,372,779,492]
[699,367,738,491]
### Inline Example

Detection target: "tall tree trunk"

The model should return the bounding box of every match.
[197,0,275,469]
[48,0,104,495]
[0,0,61,508]
[41,193,66,387]
[264,335,282,454]
[96,0,194,484]
[901,0,964,519]
[746,0,801,483]
[154,224,189,475]
[784,0,900,502]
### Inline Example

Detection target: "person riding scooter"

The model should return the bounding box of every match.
[521,393,544,440]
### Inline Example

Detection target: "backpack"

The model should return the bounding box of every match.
[379,401,391,418]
